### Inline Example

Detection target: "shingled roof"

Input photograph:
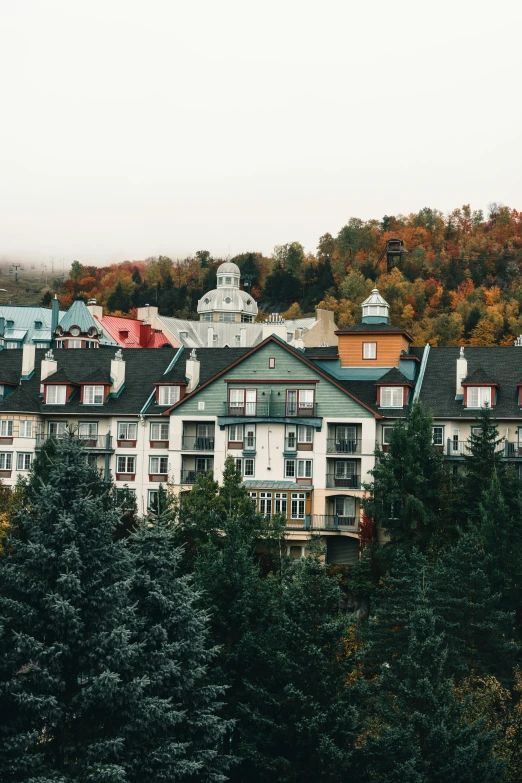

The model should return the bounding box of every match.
[462,367,497,385]
[374,367,413,386]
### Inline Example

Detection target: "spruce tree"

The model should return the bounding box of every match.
[358,606,505,783]
[364,401,447,552]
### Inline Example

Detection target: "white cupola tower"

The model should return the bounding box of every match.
[361,288,390,324]
[197,261,258,324]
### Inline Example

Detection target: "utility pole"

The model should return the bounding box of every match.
[9,263,24,283]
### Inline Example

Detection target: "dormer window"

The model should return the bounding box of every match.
[46,385,67,404]
[363,342,377,360]
[380,387,403,407]
[34,320,42,330]
[83,385,105,405]
[158,385,180,405]
[466,387,491,408]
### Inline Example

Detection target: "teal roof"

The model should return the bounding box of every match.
[0,305,63,346]
[58,300,101,334]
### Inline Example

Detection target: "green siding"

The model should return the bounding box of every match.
[174,343,373,418]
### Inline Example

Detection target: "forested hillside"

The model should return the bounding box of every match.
[51,204,522,346]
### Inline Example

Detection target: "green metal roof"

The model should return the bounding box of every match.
[58,300,101,334]
[0,305,64,345]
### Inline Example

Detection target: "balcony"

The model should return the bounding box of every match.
[326,473,361,489]
[36,434,114,452]
[326,438,361,454]
[446,440,505,457]
[181,436,215,451]
[180,469,212,485]
[223,401,318,418]
[310,514,358,531]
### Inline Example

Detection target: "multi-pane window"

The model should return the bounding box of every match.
[229,424,242,442]
[286,389,314,416]
[6,342,18,349]
[150,456,169,474]
[334,496,356,519]
[382,425,394,445]
[432,426,444,446]
[291,493,306,519]
[234,457,255,477]
[85,453,98,467]
[259,492,272,517]
[78,422,98,440]
[467,387,491,408]
[218,313,235,322]
[0,420,13,437]
[268,358,276,369]
[68,340,82,348]
[229,389,256,415]
[116,488,136,506]
[158,386,180,405]
[46,385,66,404]
[84,385,104,405]
[16,453,32,471]
[298,425,313,444]
[118,422,138,441]
[117,456,136,474]
[150,422,169,441]
[148,489,159,509]
[19,420,33,438]
[285,459,312,478]
[274,492,287,515]
[0,453,12,470]
[35,343,48,348]
[362,342,377,359]
[201,313,212,322]
[49,421,68,438]
[244,426,255,449]
[380,387,403,407]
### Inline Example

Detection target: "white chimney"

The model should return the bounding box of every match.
[456,346,467,398]
[240,327,247,347]
[137,305,159,328]
[207,326,214,347]
[40,349,57,392]
[186,348,200,392]
[86,299,104,320]
[110,349,126,394]
[22,343,36,379]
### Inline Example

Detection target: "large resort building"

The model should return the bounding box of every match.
[1,270,521,564]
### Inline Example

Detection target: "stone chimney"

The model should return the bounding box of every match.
[40,349,57,392]
[110,349,126,395]
[22,343,36,380]
[456,346,467,399]
[86,298,103,320]
[186,348,200,392]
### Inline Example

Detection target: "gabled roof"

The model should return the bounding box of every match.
[42,367,77,384]
[163,335,383,418]
[97,314,171,348]
[335,322,412,339]
[374,367,413,386]
[462,367,498,385]
[59,300,101,335]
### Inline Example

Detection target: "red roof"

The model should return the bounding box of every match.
[96,314,172,349]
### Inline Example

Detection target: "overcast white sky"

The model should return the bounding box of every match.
[0,0,520,266]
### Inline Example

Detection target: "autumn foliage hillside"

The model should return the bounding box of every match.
[50,204,522,346]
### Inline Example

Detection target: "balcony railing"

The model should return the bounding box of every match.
[504,442,522,458]
[180,469,213,485]
[181,436,215,451]
[36,434,114,452]
[223,401,318,418]
[446,440,506,457]
[310,515,358,531]
[326,438,361,454]
[326,473,360,489]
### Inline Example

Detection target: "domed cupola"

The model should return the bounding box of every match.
[197,261,259,323]
[361,288,389,324]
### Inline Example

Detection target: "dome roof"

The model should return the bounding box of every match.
[217,261,240,276]
[361,288,389,308]
[197,287,258,316]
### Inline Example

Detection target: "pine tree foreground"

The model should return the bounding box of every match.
[0,435,229,782]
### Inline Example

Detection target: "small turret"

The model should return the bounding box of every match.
[361,288,389,324]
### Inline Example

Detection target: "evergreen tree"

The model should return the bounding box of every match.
[430,527,518,681]
[358,606,505,783]
[126,516,231,781]
[107,280,131,313]
[364,401,448,552]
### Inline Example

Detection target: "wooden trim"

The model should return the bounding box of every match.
[224,379,320,384]
[374,380,413,387]
[461,382,499,387]
[335,328,413,341]
[162,334,383,418]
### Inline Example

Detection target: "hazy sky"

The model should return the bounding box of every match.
[0,0,521,265]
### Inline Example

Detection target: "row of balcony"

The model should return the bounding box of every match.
[179,468,361,489]
[224,402,318,418]
[180,435,362,453]
[445,440,522,457]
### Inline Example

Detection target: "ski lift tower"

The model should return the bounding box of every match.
[9,264,24,283]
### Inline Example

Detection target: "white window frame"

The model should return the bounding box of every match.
[228,424,243,442]
[382,425,394,445]
[158,385,181,405]
[19,420,33,438]
[6,342,18,349]
[297,425,313,444]
[297,459,313,478]
[259,492,272,517]
[117,455,136,474]
[83,385,104,405]
[234,457,255,477]
[48,421,68,438]
[150,422,169,441]
[16,453,32,471]
[274,492,288,515]
[46,385,67,405]
[149,455,169,475]
[0,452,12,470]
[466,387,492,408]
[432,426,444,446]
[363,341,377,360]
[298,389,314,409]
[291,492,306,519]
[78,422,98,440]
[0,420,14,437]
[117,421,138,441]
[380,387,403,408]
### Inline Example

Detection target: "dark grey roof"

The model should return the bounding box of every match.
[419,346,522,419]
[303,346,339,358]
[463,367,496,385]
[336,323,409,334]
[375,367,411,385]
